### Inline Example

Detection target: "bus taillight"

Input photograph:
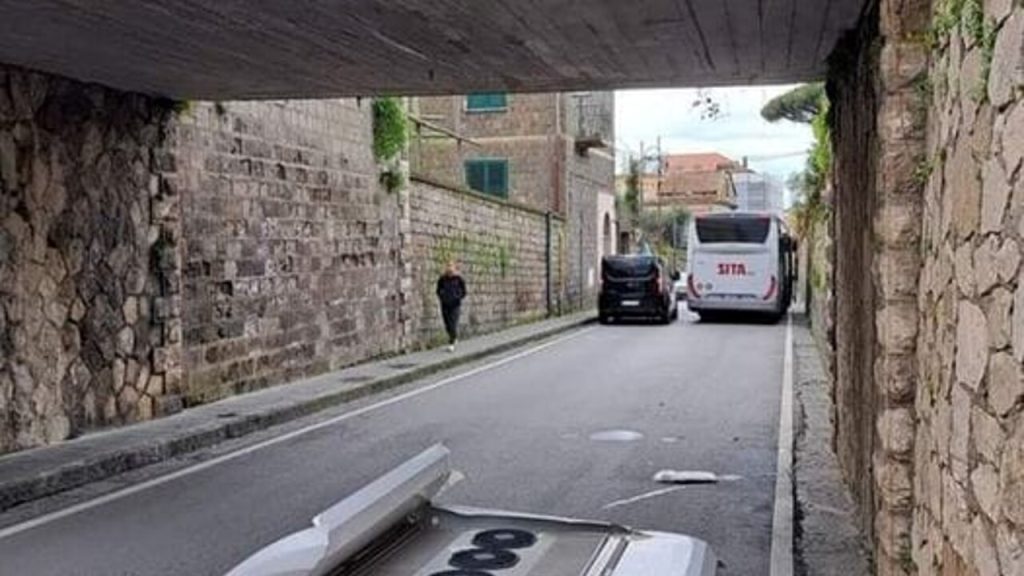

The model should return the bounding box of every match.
[688,273,701,299]
[762,275,778,301]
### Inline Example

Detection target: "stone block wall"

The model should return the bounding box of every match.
[913,1,1024,574]
[0,64,180,453]
[176,100,407,405]
[406,177,563,343]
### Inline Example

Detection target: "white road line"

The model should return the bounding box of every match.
[601,486,687,510]
[769,314,795,576]
[0,327,595,541]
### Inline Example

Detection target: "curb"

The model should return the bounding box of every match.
[0,316,595,513]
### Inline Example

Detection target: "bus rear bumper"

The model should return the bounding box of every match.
[687,297,781,314]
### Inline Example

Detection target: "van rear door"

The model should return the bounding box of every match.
[602,257,658,305]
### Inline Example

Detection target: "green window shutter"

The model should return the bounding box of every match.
[466,93,508,111]
[466,161,487,192]
[486,161,508,197]
[464,159,509,198]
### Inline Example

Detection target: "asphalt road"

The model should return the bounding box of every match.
[0,311,786,576]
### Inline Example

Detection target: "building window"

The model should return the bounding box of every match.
[465,159,509,197]
[466,93,508,112]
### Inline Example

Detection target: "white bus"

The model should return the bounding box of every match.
[686,211,796,320]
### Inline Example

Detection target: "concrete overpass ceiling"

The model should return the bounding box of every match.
[0,0,867,99]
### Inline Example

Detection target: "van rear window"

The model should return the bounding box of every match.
[696,217,771,244]
[602,258,657,279]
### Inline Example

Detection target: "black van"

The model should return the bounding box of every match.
[598,255,679,324]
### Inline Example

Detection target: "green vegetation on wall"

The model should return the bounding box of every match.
[372,97,408,193]
[372,98,407,161]
[432,234,515,278]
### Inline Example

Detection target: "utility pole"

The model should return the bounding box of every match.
[656,136,663,257]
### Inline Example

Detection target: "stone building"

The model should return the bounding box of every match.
[409,91,617,310]
[636,152,740,214]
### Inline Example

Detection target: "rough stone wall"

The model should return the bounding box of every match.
[829,4,884,543]
[0,64,182,453]
[831,1,932,571]
[806,194,836,380]
[177,100,407,405]
[406,177,563,343]
[913,1,1024,574]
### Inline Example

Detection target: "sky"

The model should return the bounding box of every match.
[614,85,815,186]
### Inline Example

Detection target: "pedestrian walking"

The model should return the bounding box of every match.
[436,260,467,352]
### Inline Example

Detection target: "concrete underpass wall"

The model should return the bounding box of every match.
[406,178,564,344]
[913,1,1024,574]
[0,65,181,453]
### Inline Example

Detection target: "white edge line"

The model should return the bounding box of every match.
[0,326,595,541]
[769,314,795,576]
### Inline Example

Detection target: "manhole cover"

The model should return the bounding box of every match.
[340,375,374,384]
[388,362,418,370]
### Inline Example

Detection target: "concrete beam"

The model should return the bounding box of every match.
[0,0,866,99]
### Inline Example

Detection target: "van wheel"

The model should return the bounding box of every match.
[658,311,672,325]
[599,314,611,325]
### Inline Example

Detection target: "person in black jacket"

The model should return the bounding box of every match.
[436,260,467,351]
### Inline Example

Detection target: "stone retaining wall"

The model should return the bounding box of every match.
[830,3,885,544]
[406,177,563,344]
[827,0,1024,573]
[0,65,179,453]
[913,1,1024,574]
[0,67,595,455]
[175,100,407,406]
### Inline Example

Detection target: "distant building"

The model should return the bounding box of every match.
[732,171,785,213]
[640,152,740,214]
[663,152,740,175]
[409,91,617,310]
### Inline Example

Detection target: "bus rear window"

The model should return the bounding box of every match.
[602,257,657,279]
[696,217,771,244]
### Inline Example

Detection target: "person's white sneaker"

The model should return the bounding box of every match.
[447,344,455,352]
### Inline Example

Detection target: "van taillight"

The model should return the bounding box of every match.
[652,270,663,295]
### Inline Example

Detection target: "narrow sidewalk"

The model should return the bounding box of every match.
[791,314,872,575]
[0,312,594,512]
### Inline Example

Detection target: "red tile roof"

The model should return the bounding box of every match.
[663,152,738,174]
